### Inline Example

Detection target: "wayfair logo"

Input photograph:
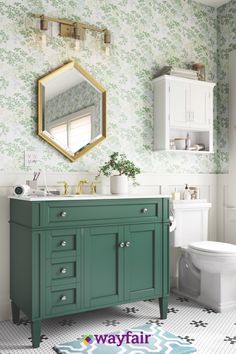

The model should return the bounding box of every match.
[83,334,93,344]
[83,331,151,347]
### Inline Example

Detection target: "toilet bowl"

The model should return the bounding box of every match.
[189,241,236,273]
[187,241,236,312]
[171,200,236,312]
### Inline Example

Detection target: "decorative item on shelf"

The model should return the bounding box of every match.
[186,133,191,150]
[189,186,200,199]
[26,171,40,190]
[169,139,176,150]
[96,152,141,194]
[13,184,31,197]
[192,63,206,81]
[155,66,198,80]
[174,138,186,150]
[171,188,180,200]
[33,14,112,56]
[187,144,205,151]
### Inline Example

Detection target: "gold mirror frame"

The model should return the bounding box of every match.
[38,61,106,161]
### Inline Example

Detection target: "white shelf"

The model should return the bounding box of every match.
[170,126,211,133]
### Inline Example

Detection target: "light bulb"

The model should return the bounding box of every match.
[75,38,80,51]
[105,44,111,57]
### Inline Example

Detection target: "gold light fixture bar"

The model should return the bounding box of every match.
[34,14,107,37]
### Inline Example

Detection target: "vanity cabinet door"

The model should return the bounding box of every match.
[84,225,124,309]
[124,223,163,302]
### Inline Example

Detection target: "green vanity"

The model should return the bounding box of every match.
[10,195,170,348]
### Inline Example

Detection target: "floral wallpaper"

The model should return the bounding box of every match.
[0,0,219,173]
[217,0,236,173]
[45,81,101,139]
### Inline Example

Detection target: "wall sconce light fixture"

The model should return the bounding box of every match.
[34,14,112,56]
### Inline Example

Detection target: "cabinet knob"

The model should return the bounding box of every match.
[60,240,67,247]
[125,241,131,247]
[60,268,67,274]
[60,295,67,301]
[60,211,67,217]
[142,208,148,214]
[119,242,125,248]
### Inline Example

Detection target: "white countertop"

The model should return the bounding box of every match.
[9,194,170,202]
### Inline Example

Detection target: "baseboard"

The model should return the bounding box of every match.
[172,287,236,312]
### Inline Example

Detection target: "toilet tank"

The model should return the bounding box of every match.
[171,200,211,247]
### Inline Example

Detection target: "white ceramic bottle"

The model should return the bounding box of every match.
[183,184,191,200]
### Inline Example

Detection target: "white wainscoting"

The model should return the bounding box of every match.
[217,174,236,245]
[0,172,217,320]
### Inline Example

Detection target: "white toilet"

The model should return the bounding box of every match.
[171,200,236,312]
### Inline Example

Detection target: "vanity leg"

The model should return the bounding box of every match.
[159,296,168,319]
[31,320,41,348]
[11,301,20,324]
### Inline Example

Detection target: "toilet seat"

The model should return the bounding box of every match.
[189,241,236,256]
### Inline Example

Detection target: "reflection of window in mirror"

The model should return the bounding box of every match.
[48,106,94,153]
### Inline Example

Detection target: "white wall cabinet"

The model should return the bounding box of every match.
[153,75,215,153]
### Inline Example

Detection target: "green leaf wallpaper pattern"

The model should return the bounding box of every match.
[217,0,236,173]
[0,0,222,173]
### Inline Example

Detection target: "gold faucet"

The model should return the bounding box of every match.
[90,181,96,194]
[76,179,89,195]
[58,181,69,195]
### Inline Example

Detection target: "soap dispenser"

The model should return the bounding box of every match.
[183,184,191,200]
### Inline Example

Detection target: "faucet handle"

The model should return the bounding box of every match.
[90,181,97,194]
[57,181,69,195]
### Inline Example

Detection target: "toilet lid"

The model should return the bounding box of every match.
[189,241,236,254]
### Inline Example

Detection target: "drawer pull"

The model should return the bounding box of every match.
[60,211,67,217]
[119,242,125,248]
[125,241,131,248]
[60,241,67,247]
[60,268,67,274]
[142,208,148,214]
[60,295,67,301]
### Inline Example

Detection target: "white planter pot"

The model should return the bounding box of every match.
[110,175,128,194]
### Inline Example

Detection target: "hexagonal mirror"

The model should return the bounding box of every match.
[38,61,106,161]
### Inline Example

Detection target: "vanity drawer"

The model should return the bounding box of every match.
[44,200,162,226]
[46,257,78,287]
[45,285,79,316]
[46,229,81,259]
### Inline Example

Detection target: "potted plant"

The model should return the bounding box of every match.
[97,152,141,194]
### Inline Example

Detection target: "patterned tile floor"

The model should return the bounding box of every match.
[0,293,236,353]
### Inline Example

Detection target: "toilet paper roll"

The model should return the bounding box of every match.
[13,184,30,197]
[169,216,177,233]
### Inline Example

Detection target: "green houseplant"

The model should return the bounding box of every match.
[97,152,141,194]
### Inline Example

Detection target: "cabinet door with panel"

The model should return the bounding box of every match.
[169,80,189,128]
[124,223,163,302]
[84,225,124,309]
[189,83,211,129]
